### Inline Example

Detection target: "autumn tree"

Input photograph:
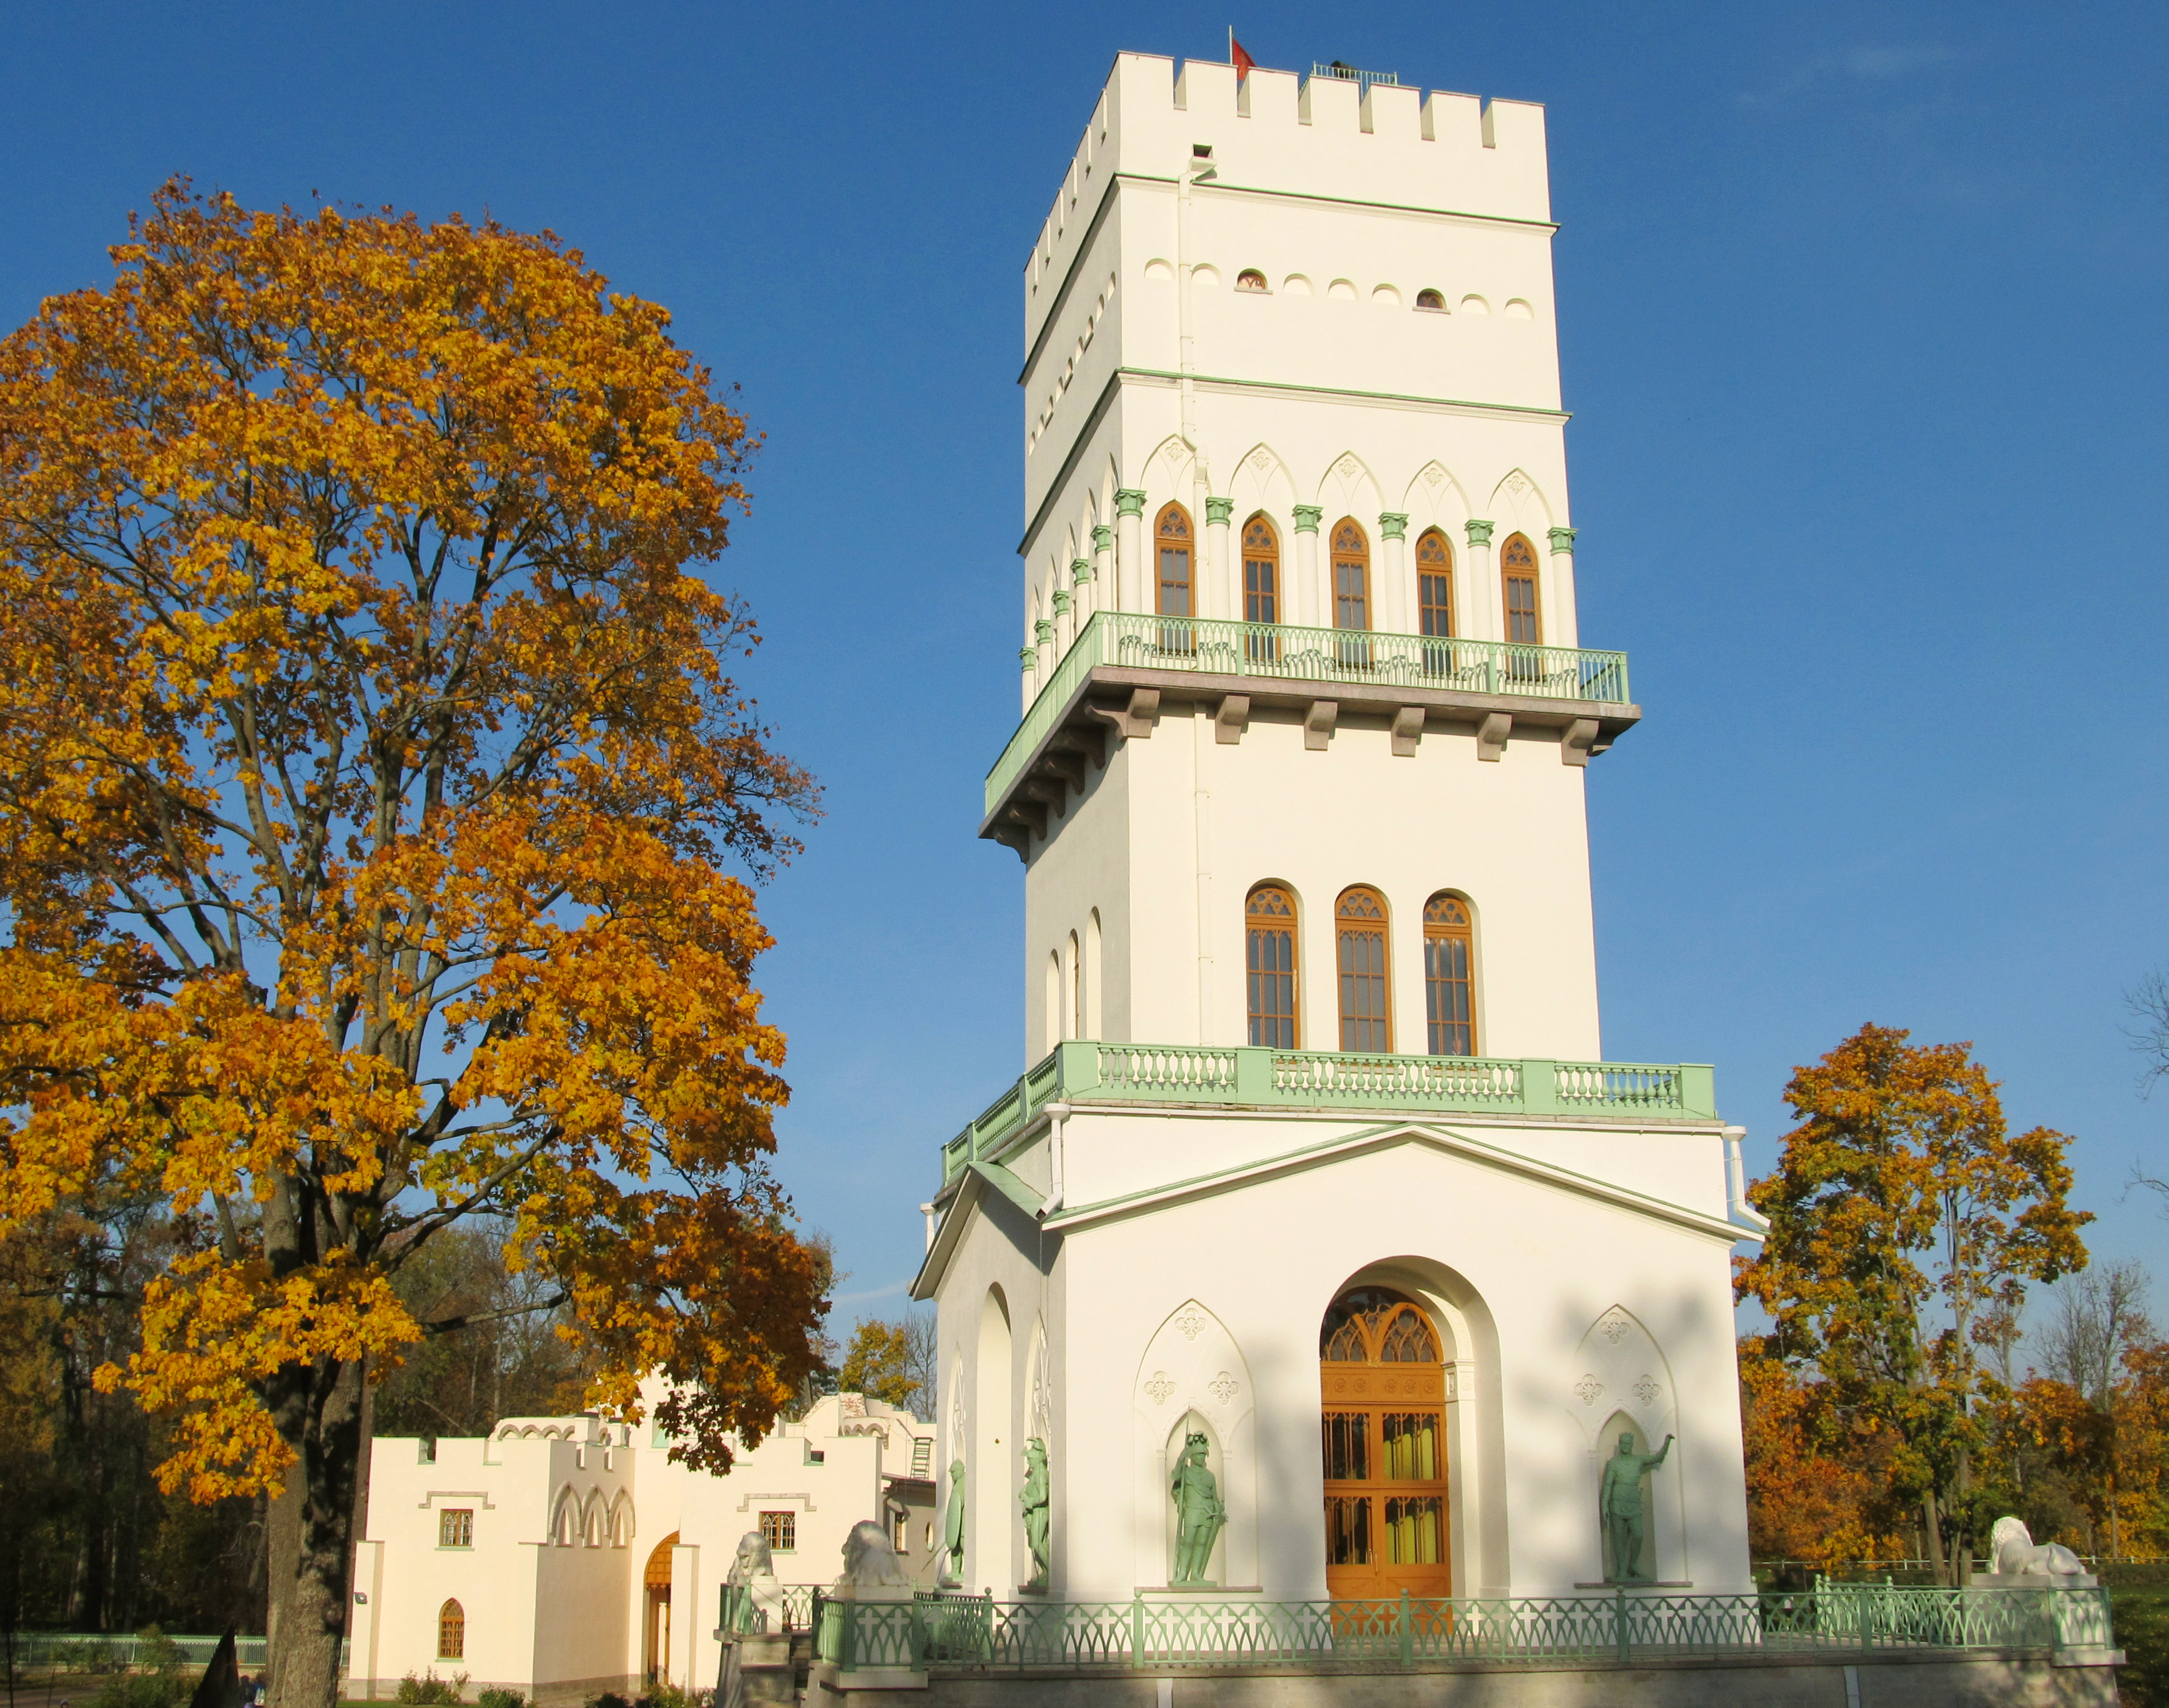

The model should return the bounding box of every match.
[838,1314,937,1417]
[1734,1024,2090,1584]
[0,184,828,1706]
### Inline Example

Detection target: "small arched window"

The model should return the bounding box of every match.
[438,1599,465,1662]
[1416,529,1454,639]
[1335,887,1390,1053]
[1330,519,1369,631]
[1501,533,1541,647]
[1241,515,1279,626]
[1423,895,1475,1058]
[1246,885,1299,1048]
[1154,503,1193,617]
[1236,269,1268,293]
[1415,288,1446,311]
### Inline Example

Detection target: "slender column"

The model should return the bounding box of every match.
[1293,504,1323,629]
[1115,489,1146,612]
[1205,496,1233,623]
[1051,589,1073,654]
[1378,512,1409,633]
[1071,556,1094,627]
[1034,616,1055,681]
[1091,523,1114,613]
[1465,519,1497,642]
[1547,526,1580,650]
[1018,645,1036,713]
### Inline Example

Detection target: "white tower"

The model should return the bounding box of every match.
[919,51,1757,1609]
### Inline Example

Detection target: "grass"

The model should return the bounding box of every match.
[2116,1588,2169,1708]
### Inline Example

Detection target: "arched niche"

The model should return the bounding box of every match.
[1570,1306,1683,1585]
[1131,1300,1256,1589]
[971,1285,1014,1593]
[1324,1257,1507,1598]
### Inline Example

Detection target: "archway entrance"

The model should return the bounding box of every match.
[1319,1287,1451,1599]
[643,1531,679,1682]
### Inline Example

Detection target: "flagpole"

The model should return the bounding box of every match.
[1228,25,1234,62]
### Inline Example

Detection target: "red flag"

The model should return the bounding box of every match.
[1231,34,1256,78]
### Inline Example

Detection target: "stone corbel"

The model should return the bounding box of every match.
[1476,711,1512,762]
[1304,700,1339,751]
[1088,686,1161,740]
[1051,724,1107,771]
[1022,777,1068,813]
[1214,694,1251,745]
[1561,718,1599,767]
[1391,706,1424,757]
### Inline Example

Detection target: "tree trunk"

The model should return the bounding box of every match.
[1921,1493,1950,1586]
[267,1356,366,1708]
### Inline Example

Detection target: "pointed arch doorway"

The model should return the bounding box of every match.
[1320,1287,1451,1599]
[643,1531,679,1682]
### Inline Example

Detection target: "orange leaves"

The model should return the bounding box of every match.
[0,181,825,1514]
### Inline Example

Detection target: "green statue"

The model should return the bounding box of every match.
[943,1458,966,1581]
[1019,1438,1050,1591]
[1169,1432,1226,1586]
[1600,1430,1673,1583]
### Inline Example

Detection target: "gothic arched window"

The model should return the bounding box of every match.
[1335,886,1390,1053]
[1155,503,1194,617]
[1246,885,1299,1048]
[1416,529,1454,637]
[438,1600,466,1661]
[1423,894,1475,1058]
[1330,518,1369,631]
[1241,514,1279,625]
[1501,532,1541,647]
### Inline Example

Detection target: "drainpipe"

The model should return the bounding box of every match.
[1178,143,1216,580]
[1723,1126,1768,1234]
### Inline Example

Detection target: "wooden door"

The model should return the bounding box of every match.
[1320,1288,1452,1601]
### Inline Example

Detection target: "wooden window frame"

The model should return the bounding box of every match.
[759,1509,797,1553]
[1246,883,1299,1049]
[438,1508,473,1549]
[1329,518,1370,632]
[1415,528,1455,639]
[1334,886,1392,1054]
[1154,502,1194,617]
[1500,532,1542,647]
[1241,513,1279,626]
[438,1599,465,1662]
[1423,893,1476,1058]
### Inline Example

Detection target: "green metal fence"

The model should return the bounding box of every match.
[811,1584,2116,1677]
[991,610,1632,815]
[1,1634,272,1669]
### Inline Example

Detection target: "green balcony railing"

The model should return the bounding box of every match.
[812,1583,2117,1676]
[940,1042,1716,1187]
[989,610,1632,815]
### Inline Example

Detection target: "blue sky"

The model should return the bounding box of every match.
[4,1,2165,1342]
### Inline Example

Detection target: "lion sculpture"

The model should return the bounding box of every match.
[727,1529,775,1588]
[839,1518,912,1590]
[1989,1516,2087,1579]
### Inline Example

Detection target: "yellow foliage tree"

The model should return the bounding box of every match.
[0,183,827,1707]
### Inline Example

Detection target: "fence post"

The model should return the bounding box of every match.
[1132,1593,1144,1671]
[1860,1584,1873,1655]
[1614,1588,1629,1663]
[1399,1589,1413,1667]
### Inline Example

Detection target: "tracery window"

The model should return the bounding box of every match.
[1330,518,1369,630]
[1423,894,1475,1058]
[1416,529,1454,636]
[1335,887,1390,1053]
[1415,288,1446,310]
[1241,515,1279,624]
[1246,885,1298,1049]
[438,1508,473,1549]
[760,1509,796,1552]
[1155,503,1194,617]
[438,1600,465,1661]
[1319,1287,1450,1597]
[1501,532,1541,647]
[1236,269,1268,293]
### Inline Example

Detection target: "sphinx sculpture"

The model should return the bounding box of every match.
[840,1518,913,1591]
